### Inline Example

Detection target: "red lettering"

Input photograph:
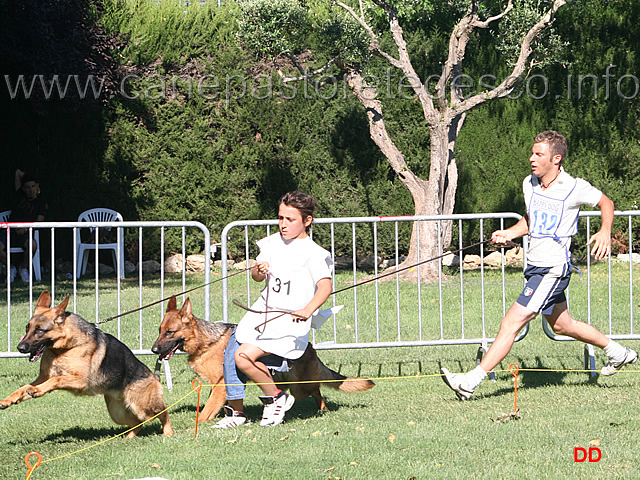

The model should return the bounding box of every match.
[574,447,602,463]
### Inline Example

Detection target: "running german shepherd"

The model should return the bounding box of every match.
[152,296,375,422]
[0,291,173,437]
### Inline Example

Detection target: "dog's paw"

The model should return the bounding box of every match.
[0,400,11,409]
[26,386,41,398]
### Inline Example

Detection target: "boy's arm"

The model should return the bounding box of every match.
[14,169,24,191]
[491,215,530,244]
[252,261,269,282]
[292,277,332,321]
[587,193,614,260]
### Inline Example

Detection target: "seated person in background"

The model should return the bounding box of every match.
[0,170,48,283]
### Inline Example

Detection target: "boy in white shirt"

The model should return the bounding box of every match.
[441,130,637,400]
[214,191,333,427]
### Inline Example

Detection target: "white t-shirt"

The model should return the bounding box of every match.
[523,168,602,267]
[234,233,333,359]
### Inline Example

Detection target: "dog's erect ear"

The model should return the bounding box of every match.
[53,295,70,324]
[167,296,177,312]
[36,291,52,309]
[179,297,192,321]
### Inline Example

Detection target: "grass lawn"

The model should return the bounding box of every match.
[1,264,639,479]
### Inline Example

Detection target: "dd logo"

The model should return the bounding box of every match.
[574,447,601,463]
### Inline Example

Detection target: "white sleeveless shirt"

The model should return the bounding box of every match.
[234,233,333,359]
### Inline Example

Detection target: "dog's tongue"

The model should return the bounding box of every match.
[160,344,179,361]
[162,350,174,361]
[30,344,46,362]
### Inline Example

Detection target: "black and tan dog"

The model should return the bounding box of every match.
[152,296,375,422]
[0,291,173,437]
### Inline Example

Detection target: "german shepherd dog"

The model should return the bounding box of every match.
[152,296,375,422]
[0,291,173,437]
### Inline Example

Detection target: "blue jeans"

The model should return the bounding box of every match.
[223,330,247,401]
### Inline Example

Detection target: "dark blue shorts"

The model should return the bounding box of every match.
[516,264,572,315]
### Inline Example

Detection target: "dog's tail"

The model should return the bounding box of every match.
[316,362,375,392]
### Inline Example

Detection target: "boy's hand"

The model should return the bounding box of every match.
[491,229,512,245]
[587,231,611,261]
[291,310,310,323]
[255,261,270,275]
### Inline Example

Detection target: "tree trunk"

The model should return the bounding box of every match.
[345,70,463,282]
[337,0,566,282]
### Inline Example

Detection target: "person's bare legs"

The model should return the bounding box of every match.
[480,301,609,374]
[235,343,295,426]
[442,300,636,399]
[479,302,537,372]
[234,343,279,397]
[441,302,536,399]
[543,301,609,347]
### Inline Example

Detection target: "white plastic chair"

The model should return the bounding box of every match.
[0,209,42,281]
[76,208,125,279]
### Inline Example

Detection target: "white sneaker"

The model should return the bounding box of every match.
[259,391,295,426]
[212,406,249,429]
[8,266,16,283]
[601,348,638,376]
[440,367,474,400]
[19,268,30,283]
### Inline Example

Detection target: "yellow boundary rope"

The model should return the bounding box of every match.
[22,366,640,478]
[24,387,197,479]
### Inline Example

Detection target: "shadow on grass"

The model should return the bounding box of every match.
[172,395,360,423]
[472,354,606,400]
[18,423,165,444]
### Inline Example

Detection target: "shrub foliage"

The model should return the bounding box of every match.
[0,0,638,260]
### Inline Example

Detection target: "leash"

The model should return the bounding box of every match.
[331,238,518,295]
[98,239,518,325]
[230,299,292,333]
[232,239,520,331]
[97,265,255,324]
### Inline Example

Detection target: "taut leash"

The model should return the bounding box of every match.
[98,239,518,325]
[232,239,520,331]
[97,265,255,324]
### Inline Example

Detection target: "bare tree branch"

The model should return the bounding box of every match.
[334,0,402,68]
[472,0,514,28]
[438,0,515,109]
[336,0,438,123]
[450,0,567,119]
[273,54,339,84]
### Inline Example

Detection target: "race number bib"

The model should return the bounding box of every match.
[529,193,563,237]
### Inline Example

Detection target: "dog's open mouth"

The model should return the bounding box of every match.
[30,343,48,362]
[158,341,183,361]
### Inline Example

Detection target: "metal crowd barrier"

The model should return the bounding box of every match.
[3,211,637,375]
[540,210,640,376]
[220,213,529,366]
[1,220,211,360]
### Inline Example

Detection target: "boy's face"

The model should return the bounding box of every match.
[21,181,40,200]
[529,141,561,179]
[278,203,311,240]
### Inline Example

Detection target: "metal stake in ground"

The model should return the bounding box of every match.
[490,363,522,423]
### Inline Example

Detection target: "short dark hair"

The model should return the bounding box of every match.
[534,130,568,163]
[21,172,38,184]
[278,191,317,232]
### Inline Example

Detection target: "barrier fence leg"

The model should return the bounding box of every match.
[584,343,597,379]
[154,359,174,391]
[476,343,496,381]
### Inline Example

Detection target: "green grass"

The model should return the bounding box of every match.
[1,264,640,479]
